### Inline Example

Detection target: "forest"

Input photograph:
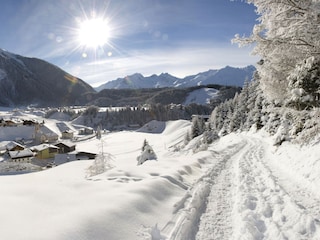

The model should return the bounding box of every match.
[206,0,320,145]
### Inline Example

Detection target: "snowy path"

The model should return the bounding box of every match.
[165,135,320,240]
[195,147,238,240]
[235,137,320,239]
[163,141,247,240]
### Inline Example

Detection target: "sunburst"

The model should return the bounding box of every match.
[77,17,111,49]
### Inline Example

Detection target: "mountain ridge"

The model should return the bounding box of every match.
[0,49,94,107]
[95,65,256,91]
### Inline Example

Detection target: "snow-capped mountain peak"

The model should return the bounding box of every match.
[95,65,256,91]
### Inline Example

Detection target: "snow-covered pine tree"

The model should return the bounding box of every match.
[233,0,320,105]
[228,94,243,132]
[241,77,266,131]
[287,56,320,110]
[210,99,230,135]
[184,131,191,145]
[191,115,205,138]
[137,139,157,165]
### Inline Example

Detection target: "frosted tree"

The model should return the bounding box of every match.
[287,56,320,109]
[233,0,320,104]
[191,115,205,138]
[210,99,232,133]
[87,139,113,177]
[227,93,244,132]
[137,139,157,165]
[96,125,102,139]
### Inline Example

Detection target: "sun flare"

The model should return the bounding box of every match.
[77,18,111,48]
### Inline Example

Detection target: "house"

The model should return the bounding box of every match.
[31,144,59,159]
[55,142,76,154]
[61,130,74,139]
[79,127,94,135]
[6,141,25,151]
[9,149,34,163]
[4,119,20,127]
[34,125,59,144]
[0,141,25,154]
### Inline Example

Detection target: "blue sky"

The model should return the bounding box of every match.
[0,0,258,87]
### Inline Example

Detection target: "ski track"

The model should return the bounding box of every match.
[164,136,320,240]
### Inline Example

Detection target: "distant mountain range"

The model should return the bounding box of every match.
[0,49,94,107]
[95,65,256,91]
[0,48,255,107]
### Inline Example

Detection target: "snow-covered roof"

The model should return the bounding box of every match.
[0,141,24,151]
[0,141,11,151]
[31,144,59,152]
[62,130,73,133]
[6,141,24,151]
[38,125,59,137]
[9,149,33,159]
[55,142,76,148]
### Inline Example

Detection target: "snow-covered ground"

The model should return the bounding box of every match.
[184,88,219,105]
[1,112,320,239]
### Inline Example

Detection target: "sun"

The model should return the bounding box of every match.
[77,17,111,49]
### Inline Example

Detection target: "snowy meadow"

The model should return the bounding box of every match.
[1,107,320,239]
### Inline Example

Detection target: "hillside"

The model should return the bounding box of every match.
[82,85,241,107]
[0,49,94,107]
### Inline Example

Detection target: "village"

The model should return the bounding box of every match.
[0,110,98,173]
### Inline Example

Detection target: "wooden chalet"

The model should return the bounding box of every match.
[9,149,34,163]
[31,144,59,159]
[55,142,76,154]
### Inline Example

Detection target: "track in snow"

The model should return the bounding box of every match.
[195,148,236,240]
[163,141,247,240]
[164,136,320,240]
[233,137,320,240]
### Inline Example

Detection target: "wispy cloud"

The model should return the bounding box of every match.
[64,41,259,87]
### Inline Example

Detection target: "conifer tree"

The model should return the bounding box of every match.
[287,56,320,109]
[137,139,157,165]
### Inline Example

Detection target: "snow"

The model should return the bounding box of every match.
[0,68,7,81]
[95,65,255,90]
[184,88,219,105]
[1,110,320,239]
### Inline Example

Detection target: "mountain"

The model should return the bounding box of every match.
[95,72,181,91]
[95,65,256,91]
[0,49,94,107]
[177,65,256,87]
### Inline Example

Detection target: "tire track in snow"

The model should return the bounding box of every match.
[235,137,320,240]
